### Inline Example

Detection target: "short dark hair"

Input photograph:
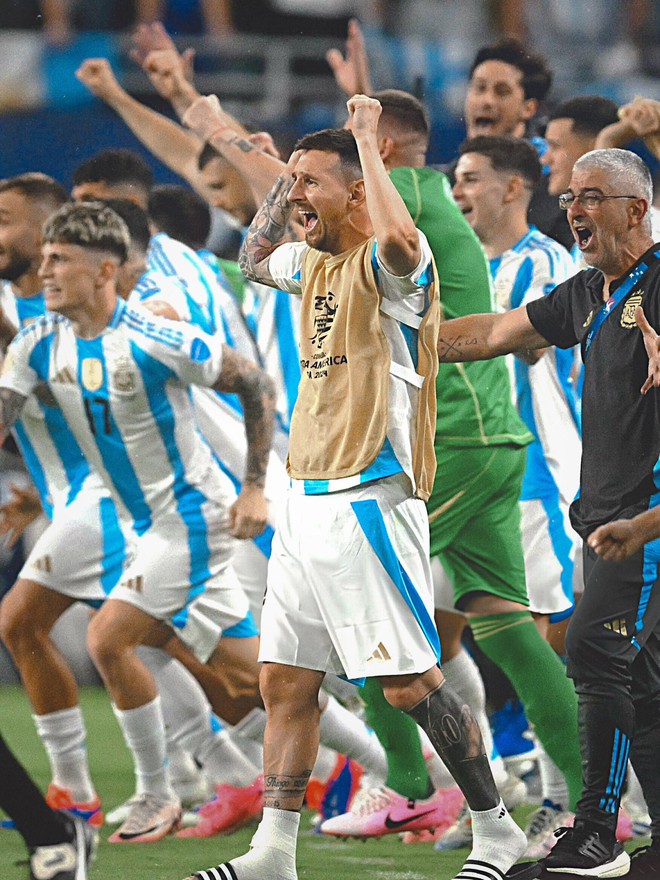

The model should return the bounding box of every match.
[294,128,362,180]
[43,202,129,264]
[72,149,154,196]
[548,96,620,138]
[0,173,68,210]
[102,198,151,255]
[197,142,224,172]
[148,185,211,251]
[371,89,430,143]
[469,39,553,102]
[459,135,542,188]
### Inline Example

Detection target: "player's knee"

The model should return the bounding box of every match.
[259,665,318,715]
[0,594,41,651]
[86,615,124,669]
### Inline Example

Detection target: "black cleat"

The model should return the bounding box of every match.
[627,841,660,878]
[542,824,630,877]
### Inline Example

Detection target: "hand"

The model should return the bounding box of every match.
[248,131,281,160]
[0,483,42,549]
[326,19,372,98]
[587,519,643,561]
[346,93,382,139]
[76,58,123,102]
[131,22,195,83]
[635,305,660,394]
[182,94,225,140]
[228,482,268,539]
[619,97,660,137]
[142,48,196,105]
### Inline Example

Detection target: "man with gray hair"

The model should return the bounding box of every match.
[0,201,277,846]
[431,148,660,878]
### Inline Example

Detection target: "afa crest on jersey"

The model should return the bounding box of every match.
[81,358,104,391]
[620,290,644,328]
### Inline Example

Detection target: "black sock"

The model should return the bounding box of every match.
[0,733,70,848]
[406,681,499,811]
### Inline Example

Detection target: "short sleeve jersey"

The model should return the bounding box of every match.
[0,299,226,535]
[389,166,532,451]
[526,243,660,536]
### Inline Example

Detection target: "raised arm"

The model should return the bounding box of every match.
[237,151,300,287]
[76,59,205,192]
[183,94,286,205]
[347,95,420,276]
[326,18,373,98]
[212,346,277,537]
[438,307,549,362]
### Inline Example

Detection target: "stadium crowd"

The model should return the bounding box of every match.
[0,11,659,880]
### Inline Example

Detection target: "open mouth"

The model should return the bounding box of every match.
[300,211,318,233]
[472,116,497,132]
[574,225,593,250]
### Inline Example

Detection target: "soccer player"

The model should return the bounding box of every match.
[452,135,582,854]
[0,201,278,844]
[434,147,660,878]
[181,92,529,880]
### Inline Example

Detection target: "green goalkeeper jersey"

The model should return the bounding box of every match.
[391,166,532,449]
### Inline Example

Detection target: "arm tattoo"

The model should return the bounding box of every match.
[0,388,27,437]
[238,173,296,285]
[214,350,277,487]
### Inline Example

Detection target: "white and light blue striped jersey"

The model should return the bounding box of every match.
[0,299,230,536]
[147,232,217,334]
[490,227,581,504]
[200,252,301,433]
[130,269,288,559]
[267,232,435,496]
[0,282,98,516]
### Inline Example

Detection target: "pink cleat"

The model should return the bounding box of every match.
[319,784,464,839]
[176,775,264,838]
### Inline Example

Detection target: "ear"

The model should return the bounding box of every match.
[520,97,538,123]
[97,257,118,287]
[348,178,366,207]
[503,173,525,205]
[378,135,395,163]
[629,197,650,228]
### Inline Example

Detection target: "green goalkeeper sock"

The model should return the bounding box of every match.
[361,678,432,800]
[471,611,582,810]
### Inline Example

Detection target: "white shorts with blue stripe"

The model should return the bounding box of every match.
[109,503,250,631]
[259,473,440,681]
[20,483,128,605]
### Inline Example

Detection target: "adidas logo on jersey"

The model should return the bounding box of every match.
[31,555,52,573]
[122,575,144,593]
[366,642,391,663]
[51,366,75,384]
[604,618,628,637]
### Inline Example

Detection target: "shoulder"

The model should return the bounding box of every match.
[119,302,188,352]
[13,312,63,347]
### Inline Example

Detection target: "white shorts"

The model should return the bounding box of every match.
[231,537,269,628]
[259,474,440,681]
[431,555,456,614]
[169,567,258,663]
[20,485,128,605]
[109,504,249,627]
[520,496,578,619]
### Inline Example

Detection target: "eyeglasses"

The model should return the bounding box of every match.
[558,192,638,210]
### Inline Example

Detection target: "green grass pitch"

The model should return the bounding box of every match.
[0,686,646,880]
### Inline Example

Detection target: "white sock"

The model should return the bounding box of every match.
[197,728,260,788]
[312,743,340,783]
[112,696,175,801]
[167,743,202,787]
[34,707,96,802]
[624,762,649,813]
[229,707,266,769]
[442,651,497,765]
[467,799,527,874]
[221,808,300,880]
[318,694,387,781]
[536,740,569,809]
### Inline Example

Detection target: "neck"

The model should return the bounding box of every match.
[14,267,42,298]
[68,296,118,340]
[482,216,530,260]
[600,235,655,295]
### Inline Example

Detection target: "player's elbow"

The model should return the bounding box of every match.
[378,230,421,277]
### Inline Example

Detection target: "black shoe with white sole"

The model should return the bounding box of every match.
[542,824,630,878]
